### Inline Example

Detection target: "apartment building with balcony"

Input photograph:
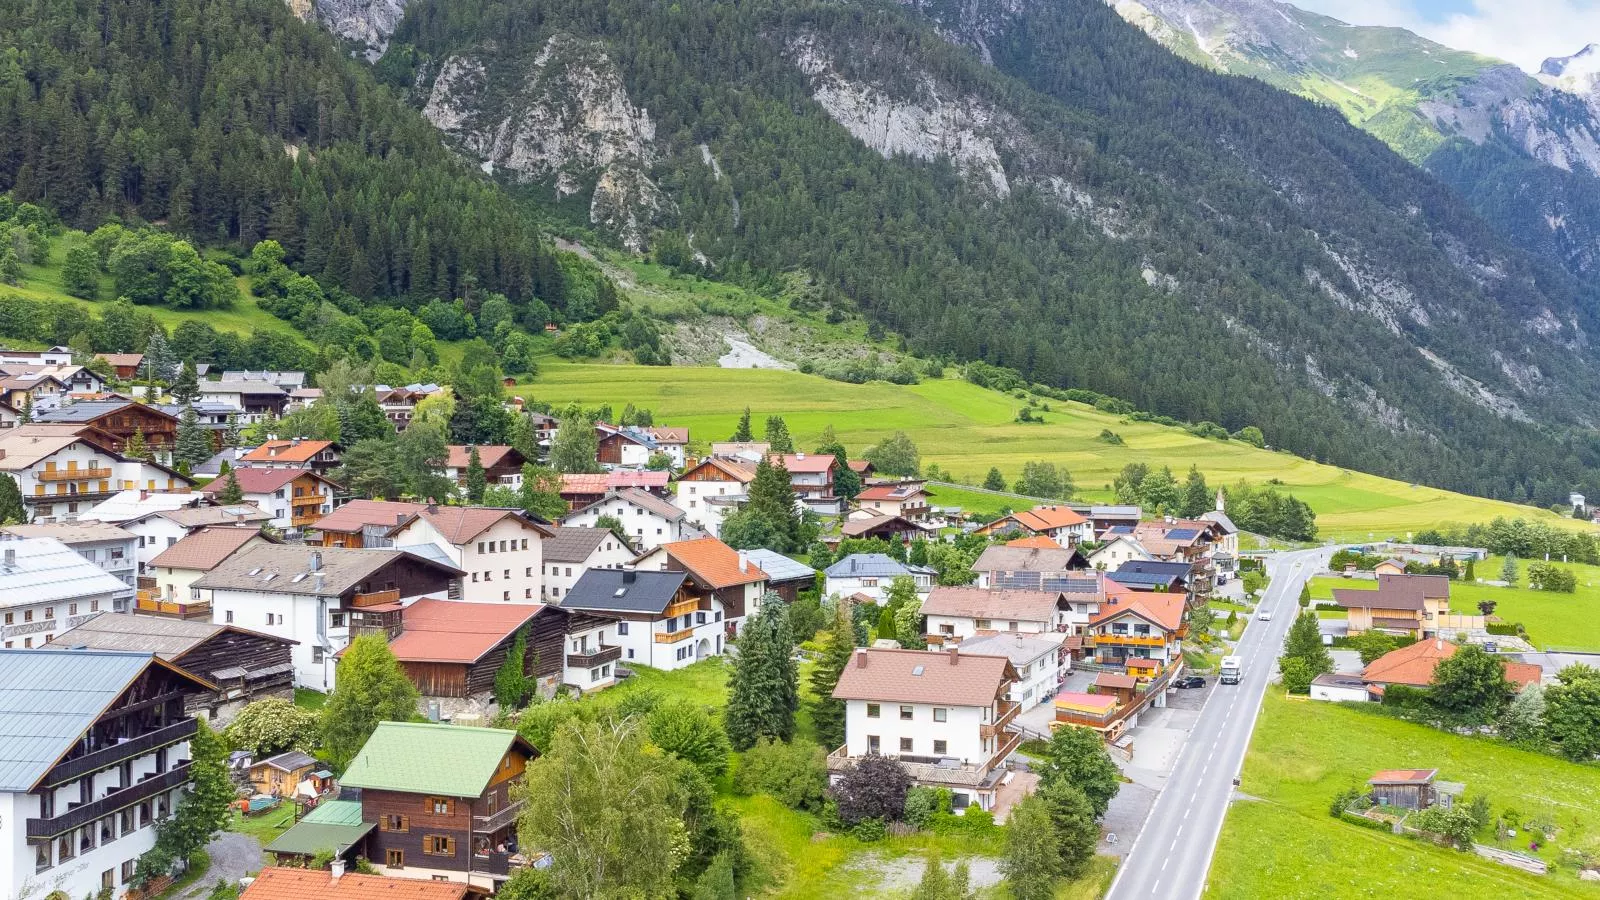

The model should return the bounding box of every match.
[2,520,138,611]
[558,568,728,670]
[956,632,1068,711]
[0,649,213,900]
[385,506,552,604]
[1087,591,1186,671]
[143,525,275,618]
[0,425,190,523]
[195,545,464,691]
[338,722,537,893]
[631,537,769,635]
[197,468,338,534]
[0,536,128,649]
[540,526,633,602]
[829,647,1022,813]
[920,587,1073,646]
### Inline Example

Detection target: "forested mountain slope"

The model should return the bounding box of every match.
[382,0,1600,502]
[1104,0,1600,283]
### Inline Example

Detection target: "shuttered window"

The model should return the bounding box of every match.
[424,835,456,856]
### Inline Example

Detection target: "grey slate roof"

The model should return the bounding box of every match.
[156,504,273,528]
[2,520,136,545]
[973,545,1087,573]
[0,537,130,608]
[1111,560,1194,579]
[957,632,1064,665]
[741,549,816,583]
[45,612,223,658]
[1198,510,1238,534]
[194,544,461,597]
[0,649,158,791]
[569,487,687,523]
[1091,506,1142,519]
[543,526,613,563]
[35,400,165,424]
[560,569,691,615]
[824,553,925,579]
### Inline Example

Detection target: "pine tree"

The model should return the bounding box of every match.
[763,416,794,453]
[1465,558,1476,582]
[0,473,27,525]
[170,360,200,406]
[18,393,32,424]
[125,427,151,462]
[1281,610,1332,688]
[1500,554,1518,586]
[876,605,897,642]
[465,445,487,504]
[809,599,856,749]
[1180,465,1210,518]
[731,407,753,442]
[1036,780,1098,879]
[983,467,1007,491]
[222,413,241,448]
[219,468,245,504]
[724,592,798,750]
[175,406,214,471]
[494,629,533,710]
[722,456,801,552]
[141,330,175,383]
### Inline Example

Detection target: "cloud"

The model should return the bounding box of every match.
[1293,0,1600,72]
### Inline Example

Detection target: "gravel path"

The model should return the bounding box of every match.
[178,832,263,898]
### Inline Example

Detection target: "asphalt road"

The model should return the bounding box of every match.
[1105,547,1331,900]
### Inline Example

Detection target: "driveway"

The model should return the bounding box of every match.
[178,832,262,898]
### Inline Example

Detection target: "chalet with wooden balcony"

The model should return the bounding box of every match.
[197,468,338,534]
[349,598,618,711]
[339,722,537,893]
[0,425,190,523]
[35,401,180,456]
[0,649,214,900]
[829,647,1022,813]
[45,613,295,723]
[238,439,342,476]
[1086,590,1186,671]
[559,567,728,671]
[631,536,769,634]
[195,545,464,692]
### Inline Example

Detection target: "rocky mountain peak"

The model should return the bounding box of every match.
[1539,43,1600,94]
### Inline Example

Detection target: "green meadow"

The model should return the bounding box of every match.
[521,361,1579,541]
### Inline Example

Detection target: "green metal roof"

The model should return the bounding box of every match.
[338,722,530,797]
[265,818,374,857]
[300,799,365,826]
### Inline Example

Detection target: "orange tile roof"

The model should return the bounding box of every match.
[1368,768,1437,784]
[1362,639,1539,689]
[311,499,427,534]
[148,526,265,571]
[240,439,335,464]
[384,599,547,664]
[241,867,469,899]
[1090,590,1184,631]
[769,452,835,474]
[1013,505,1088,530]
[1005,535,1063,550]
[660,537,768,588]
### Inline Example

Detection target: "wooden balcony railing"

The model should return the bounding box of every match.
[663,597,704,620]
[351,589,400,608]
[39,466,112,482]
[566,645,623,669]
[472,799,524,834]
[654,626,695,644]
[40,718,198,788]
[1093,633,1168,647]
[980,700,1021,739]
[27,763,191,841]
[135,594,211,619]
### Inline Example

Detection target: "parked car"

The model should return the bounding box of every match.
[1257,610,1272,621]
[1175,675,1206,689]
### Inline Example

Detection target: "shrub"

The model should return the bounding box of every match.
[1338,810,1393,832]
[902,787,952,829]
[833,754,913,824]
[732,738,827,811]
[850,818,887,842]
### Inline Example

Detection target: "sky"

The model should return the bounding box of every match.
[1292,0,1600,72]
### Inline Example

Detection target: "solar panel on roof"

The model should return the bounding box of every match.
[1166,528,1200,540]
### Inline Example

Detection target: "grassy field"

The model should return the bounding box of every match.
[520,361,1577,541]
[1207,692,1600,898]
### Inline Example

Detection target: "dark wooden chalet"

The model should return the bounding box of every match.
[34,400,180,452]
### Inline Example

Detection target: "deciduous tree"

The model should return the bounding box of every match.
[221,697,319,756]
[1036,725,1120,819]
[1544,664,1600,761]
[321,633,420,769]
[864,431,920,477]
[1002,796,1063,900]
[1282,610,1332,683]
[550,404,599,474]
[833,753,912,824]
[1429,643,1511,725]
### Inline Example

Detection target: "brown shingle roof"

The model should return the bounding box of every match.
[155,505,272,528]
[241,867,469,900]
[572,487,685,522]
[392,506,553,545]
[645,426,688,444]
[1335,574,1449,612]
[921,587,1064,624]
[311,499,428,534]
[383,599,547,664]
[831,647,1015,707]
[973,545,1085,573]
[542,526,614,563]
[659,537,768,588]
[840,514,922,538]
[681,458,757,483]
[193,544,461,596]
[199,468,336,495]
[149,526,267,571]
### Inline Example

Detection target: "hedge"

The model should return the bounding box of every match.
[1339,810,1395,832]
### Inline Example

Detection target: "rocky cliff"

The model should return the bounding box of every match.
[289,0,410,50]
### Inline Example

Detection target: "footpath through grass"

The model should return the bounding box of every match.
[523,360,1576,541]
[1207,692,1600,898]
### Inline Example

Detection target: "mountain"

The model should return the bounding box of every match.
[1104,0,1600,282]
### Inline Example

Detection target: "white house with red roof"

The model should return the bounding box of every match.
[1087,590,1186,671]
[674,457,757,537]
[442,445,526,494]
[631,537,769,635]
[976,505,1093,545]
[385,505,554,604]
[561,488,696,552]
[197,467,338,533]
[771,452,840,515]
[853,481,931,521]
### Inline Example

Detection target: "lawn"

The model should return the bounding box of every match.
[521,361,1577,541]
[293,688,327,711]
[228,805,298,845]
[1206,692,1600,898]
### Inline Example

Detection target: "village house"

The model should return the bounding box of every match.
[0,536,129,648]
[0,649,214,900]
[674,457,756,536]
[144,525,275,615]
[2,521,139,611]
[338,722,537,892]
[238,439,342,475]
[773,452,841,515]
[35,401,181,456]
[93,353,144,379]
[823,553,936,603]
[309,499,428,549]
[196,544,465,691]
[838,513,927,545]
[0,425,190,522]
[740,548,817,603]
[559,470,672,511]
[632,537,770,635]
[385,506,552,604]
[1335,573,1455,637]
[240,866,470,900]
[1108,559,1204,608]
[1088,505,1142,536]
[0,371,66,413]
[920,587,1074,645]
[973,545,1091,591]
[197,467,338,534]
[0,362,105,396]
[0,399,19,430]
[957,632,1068,711]
[197,381,288,422]
[1359,637,1542,698]
[594,422,662,469]
[561,487,696,552]
[104,501,271,572]
[45,612,296,722]
[540,526,634,602]
[828,647,1023,813]
[976,505,1094,545]
[444,445,526,493]
[219,371,308,393]
[1085,534,1155,570]
[1087,590,1186,678]
[853,482,932,522]
[641,426,689,469]
[559,568,730,669]
[373,383,445,432]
